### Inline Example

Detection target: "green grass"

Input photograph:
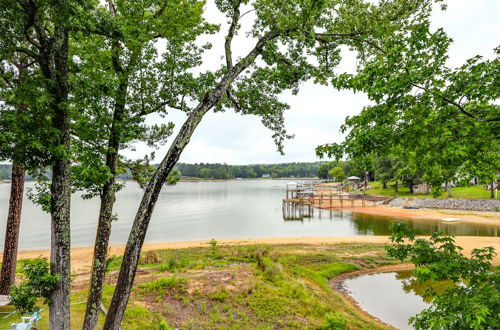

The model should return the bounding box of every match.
[138,275,187,296]
[1,243,398,329]
[365,181,498,200]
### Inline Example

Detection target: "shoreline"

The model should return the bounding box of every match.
[10,235,500,271]
[325,205,500,226]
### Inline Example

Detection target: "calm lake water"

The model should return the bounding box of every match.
[342,270,431,330]
[0,180,498,250]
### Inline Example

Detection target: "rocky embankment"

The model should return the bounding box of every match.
[387,198,500,212]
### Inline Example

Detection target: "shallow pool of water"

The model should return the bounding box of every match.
[342,270,430,329]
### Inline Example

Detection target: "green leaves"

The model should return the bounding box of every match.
[386,223,500,329]
[9,258,59,314]
[322,29,499,190]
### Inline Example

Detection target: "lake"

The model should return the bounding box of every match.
[0,180,498,250]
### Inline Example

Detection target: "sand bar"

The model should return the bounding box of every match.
[330,205,500,226]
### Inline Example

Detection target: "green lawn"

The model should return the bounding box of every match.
[364,181,498,200]
[0,243,399,329]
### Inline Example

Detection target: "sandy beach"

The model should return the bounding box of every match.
[10,235,500,271]
[346,206,500,226]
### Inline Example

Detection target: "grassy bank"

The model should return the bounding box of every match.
[364,181,497,200]
[1,242,399,329]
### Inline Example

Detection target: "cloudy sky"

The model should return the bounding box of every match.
[127,0,500,165]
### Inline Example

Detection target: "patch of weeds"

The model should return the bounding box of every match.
[209,239,219,259]
[211,287,229,302]
[105,255,122,273]
[199,301,207,314]
[140,250,162,264]
[257,256,283,282]
[316,312,347,330]
[241,244,274,261]
[158,319,173,330]
[290,261,359,291]
[247,293,289,319]
[138,275,187,296]
[157,257,181,272]
[210,305,221,324]
[122,305,157,328]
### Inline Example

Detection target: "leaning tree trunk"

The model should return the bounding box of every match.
[103,31,278,329]
[0,163,25,294]
[83,78,127,329]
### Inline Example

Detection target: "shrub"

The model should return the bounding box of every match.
[9,257,58,314]
[317,312,347,330]
[211,287,229,302]
[158,319,173,330]
[140,250,162,264]
[139,275,187,295]
[208,239,219,259]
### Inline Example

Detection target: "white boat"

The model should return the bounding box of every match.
[441,217,459,222]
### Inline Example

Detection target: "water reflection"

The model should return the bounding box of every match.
[287,207,499,237]
[342,271,430,330]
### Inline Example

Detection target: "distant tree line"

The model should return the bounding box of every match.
[175,162,322,179]
[0,162,324,181]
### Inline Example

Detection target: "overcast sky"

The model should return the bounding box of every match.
[126,0,500,165]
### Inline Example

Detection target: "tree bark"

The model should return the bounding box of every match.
[103,30,279,329]
[382,181,387,189]
[395,180,398,193]
[83,78,127,329]
[46,26,72,330]
[446,182,452,198]
[409,180,414,194]
[0,163,25,294]
[491,180,495,199]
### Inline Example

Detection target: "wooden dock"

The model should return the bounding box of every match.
[283,181,392,220]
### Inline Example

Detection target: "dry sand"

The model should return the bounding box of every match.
[11,235,500,272]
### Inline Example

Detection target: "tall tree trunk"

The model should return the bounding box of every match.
[395,180,398,193]
[0,163,25,294]
[446,182,452,198]
[382,181,387,189]
[47,26,72,330]
[409,180,414,194]
[103,31,278,329]
[491,180,495,199]
[83,79,127,329]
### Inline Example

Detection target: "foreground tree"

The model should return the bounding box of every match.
[103,0,446,326]
[387,223,499,329]
[0,58,28,294]
[0,1,101,327]
[0,51,53,294]
[0,164,24,294]
[70,0,212,327]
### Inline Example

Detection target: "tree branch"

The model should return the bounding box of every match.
[14,47,39,60]
[225,1,241,69]
[318,32,500,123]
